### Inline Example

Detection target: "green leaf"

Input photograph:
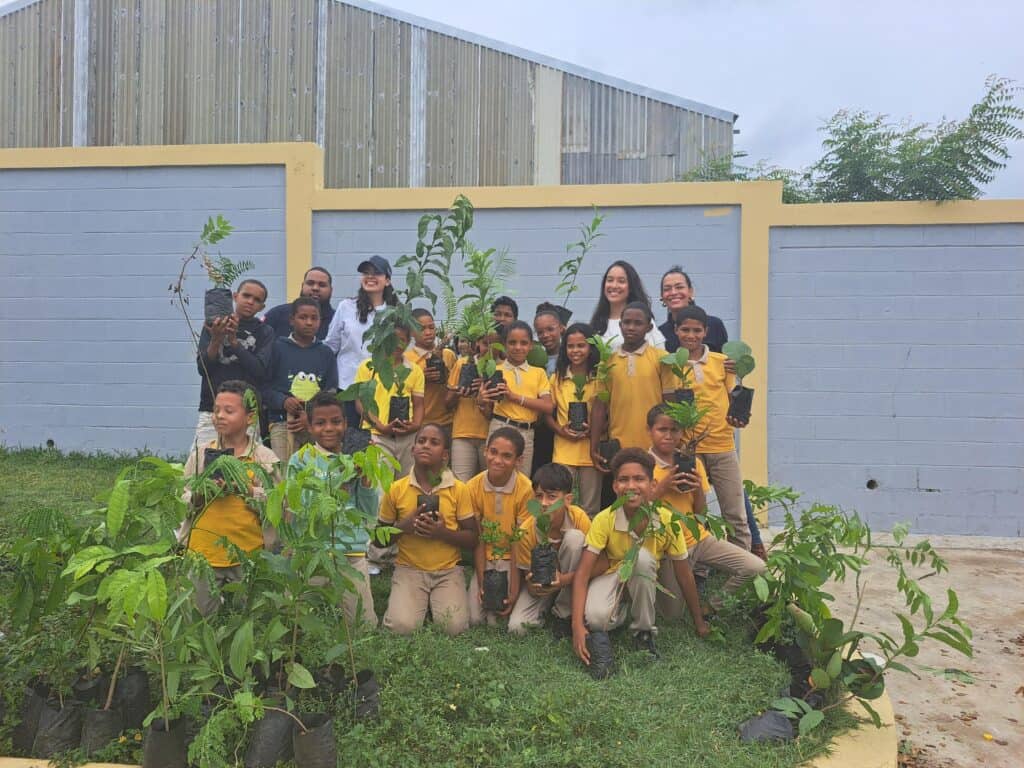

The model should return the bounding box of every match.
[229,620,254,680]
[858,698,882,728]
[146,570,167,621]
[826,650,843,679]
[287,662,316,689]
[810,668,832,690]
[107,479,129,539]
[798,710,824,736]
[753,574,769,602]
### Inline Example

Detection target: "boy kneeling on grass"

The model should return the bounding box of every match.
[377,423,479,636]
[508,463,592,637]
[182,380,280,616]
[572,449,709,677]
[287,391,379,628]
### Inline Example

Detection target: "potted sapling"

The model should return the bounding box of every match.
[195,215,252,322]
[554,206,605,324]
[722,340,756,422]
[526,498,565,587]
[416,470,444,522]
[479,522,523,613]
[452,245,513,390]
[660,348,695,403]
[567,374,590,433]
[388,365,414,424]
[661,400,711,477]
[588,334,620,464]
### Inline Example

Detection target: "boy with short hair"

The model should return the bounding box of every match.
[405,308,456,432]
[445,333,499,481]
[287,391,378,627]
[645,405,765,613]
[572,449,708,673]
[508,463,592,636]
[264,297,338,462]
[673,304,751,549]
[183,380,280,616]
[465,427,534,626]
[193,279,273,451]
[491,296,519,329]
[354,321,425,474]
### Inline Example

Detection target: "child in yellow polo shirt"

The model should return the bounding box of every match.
[377,423,479,636]
[571,449,708,676]
[182,380,280,616]
[354,322,425,475]
[546,322,602,516]
[589,303,674,470]
[445,334,495,481]
[406,309,456,430]
[508,463,592,636]
[672,304,751,550]
[479,321,553,478]
[465,427,534,626]
[645,405,765,613]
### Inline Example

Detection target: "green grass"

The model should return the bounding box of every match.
[0,449,854,767]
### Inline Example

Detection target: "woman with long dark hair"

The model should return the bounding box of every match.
[590,260,665,351]
[658,267,728,353]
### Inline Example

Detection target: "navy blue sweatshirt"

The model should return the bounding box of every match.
[263,336,339,422]
[196,317,275,412]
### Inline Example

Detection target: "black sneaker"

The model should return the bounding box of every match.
[549,616,572,641]
[585,630,615,680]
[633,630,660,660]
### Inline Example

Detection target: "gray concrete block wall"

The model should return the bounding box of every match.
[0,165,287,456]
[312,205,741,337]
[768,224,1024,536]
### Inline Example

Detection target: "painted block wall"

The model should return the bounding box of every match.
[768,224,1024,536]
[312,205,742,336]
[0,165,287,455]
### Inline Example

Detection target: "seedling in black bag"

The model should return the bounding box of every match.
[722,340,756,423]
[526,497,564,587]
[660,348,695,404]
[387,365,413,424]
[567,375,590,432]
[203,447,234,483]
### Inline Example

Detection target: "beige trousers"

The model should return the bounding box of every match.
[508,529,586,635]
[269,421,311,463]
[700,451,751,550]
[450,437,486,481]
[567,466,602,518]
[656,536,766,615]
[372,432,416,477]
[383,565,469,636]
[583,547,660,634]
[192,565,244,617]
[338,555,378,629]
[467,558,513,627]
[488,419,536,478]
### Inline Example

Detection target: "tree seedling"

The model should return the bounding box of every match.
[722,340,756,422]
[659,348,695,403]
[526,498,564,587]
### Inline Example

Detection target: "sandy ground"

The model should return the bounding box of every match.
[821,535,1024,768]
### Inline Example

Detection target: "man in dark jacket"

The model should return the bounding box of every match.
[262,266,335,340]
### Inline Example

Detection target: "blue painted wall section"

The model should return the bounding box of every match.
[0,165,287,455]
[768,224,1024,536]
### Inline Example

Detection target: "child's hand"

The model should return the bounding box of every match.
[573,624,591,665]
[723,358,737,375]
[284,397,304,415]
[526,571,561,597]
[674,470,700,492]
[591,450,611,475]
[390,419,413,435]
[653,470,684,499]
[412,509,444,538]
[206,315,232,340]
[424,366,442,384]
[561,423,589,440]
[286,411,309,433]
[496,596,514,618]
[726,415,749,428]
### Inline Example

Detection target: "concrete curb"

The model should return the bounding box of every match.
[805,690,898,768]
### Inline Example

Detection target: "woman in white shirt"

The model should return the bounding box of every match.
[589,260,665,351]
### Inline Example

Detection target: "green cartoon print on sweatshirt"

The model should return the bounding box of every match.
[289,371,322,401]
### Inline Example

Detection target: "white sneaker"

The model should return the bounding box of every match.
[368,564,381,576]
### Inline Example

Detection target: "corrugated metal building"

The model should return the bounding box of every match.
[0,0,736,187]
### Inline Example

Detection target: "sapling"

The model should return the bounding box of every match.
[525,498,565,587]
[722,340,756,422]
[479,521,524,612]
[660,400,711,477]
[196,215,250,322]
[587,334,620,463]
[567,374,590,432]
[388,365,414,424]
[659,348,695,403]
[555,207,605,321]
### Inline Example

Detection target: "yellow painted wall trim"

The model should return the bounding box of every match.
[0,142,320,169]
[775,199,1024,226]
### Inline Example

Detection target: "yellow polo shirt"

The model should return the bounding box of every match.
[650,450,711,549]
[514,503,592,569]
[685,347,736,454]
[405,346,456,427]
[465,470,533,561]
[550,373,599,467]
[353,358,426,436]
[604,343,675,450]
[493,362,550,424]
[585,504,689,575]
[378,469,473,572]
[447,357,490,440]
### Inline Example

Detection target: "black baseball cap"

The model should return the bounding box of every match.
[357,255,392,277]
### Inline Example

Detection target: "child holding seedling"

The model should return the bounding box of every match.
[287,391,378,627]
[183,380,280,616]
[508,463,592,637]
[645,405,765,612]
[354,321,425,475]
[478,321,553,477]
[572,449,708,677]
[377,423,479,636]
[445,333,500,480]
[547,322,602,517]
[263,297,339,462]
[672,305,751,549]
[406,309,457,432]
[589,302,674,468]
[465,427,534,626]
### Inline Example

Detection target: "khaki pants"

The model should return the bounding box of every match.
[508,529,585,635]
[567,466,602,518]
[192,565,244,617]
[383,565,469,636]
[657,536,766,615]
[488,420,536,478]
[372,432,416,477]
[700,451,751,550]
[270,421,311,463]
[451,437,486,481]
[583,547,660,634]
[467,559,513,627]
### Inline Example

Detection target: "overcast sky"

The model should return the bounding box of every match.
[386,0,1024,198]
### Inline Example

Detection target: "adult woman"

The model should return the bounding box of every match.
[658,267,728,353]
[590,260,665,351]
[324,255,399,420]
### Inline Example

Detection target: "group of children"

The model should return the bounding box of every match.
[185,265,767,675]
